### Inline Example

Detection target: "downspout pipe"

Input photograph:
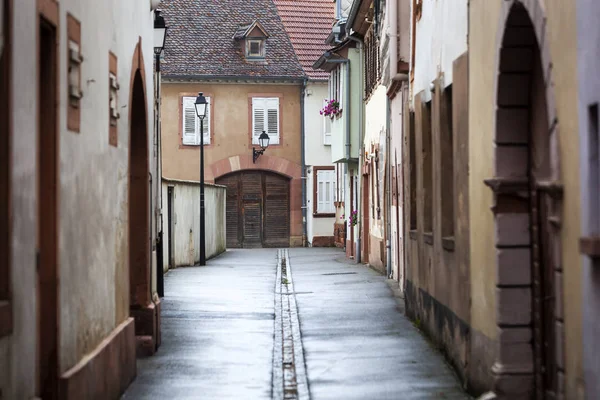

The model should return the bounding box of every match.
[386,96,392,278]
[301,78,308,246]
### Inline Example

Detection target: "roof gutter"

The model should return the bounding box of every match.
[162,74,306,83]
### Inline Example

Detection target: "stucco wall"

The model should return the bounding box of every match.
[577,0,600,397]
[469,0,583,396]
[2,0,156,398]
[161,181,226,269]
[161,82,302,182]
[412,0,468,100]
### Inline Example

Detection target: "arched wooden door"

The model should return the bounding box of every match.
[217,171,290,248]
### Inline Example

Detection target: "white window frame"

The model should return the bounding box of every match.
[252,97,280,145]
[182,96,211,146]
[315,168,336,215]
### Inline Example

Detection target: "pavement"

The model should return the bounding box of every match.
[122,248,469,400]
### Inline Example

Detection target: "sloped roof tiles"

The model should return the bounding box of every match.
[273,0,335,81]
[160,0,305,80]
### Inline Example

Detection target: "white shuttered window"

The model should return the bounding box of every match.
[182,96,211,145]
[316,169,336,214]
[252,97,280,144]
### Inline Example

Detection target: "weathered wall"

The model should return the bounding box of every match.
[161,82,302,182]
[577,0,600,397]
[412,0,468,99]
[469,0,583,397]
[161,181,226,269]
[2,0,156,398]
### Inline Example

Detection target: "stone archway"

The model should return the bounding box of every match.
[485,1,564,399]
[128,40,159,356]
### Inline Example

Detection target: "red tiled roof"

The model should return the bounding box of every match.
[273,0,335,81]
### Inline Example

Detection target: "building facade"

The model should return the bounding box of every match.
[577,0,600,398]
[273,0,337,248]
[0,0,161,398]
[160,0,306,250]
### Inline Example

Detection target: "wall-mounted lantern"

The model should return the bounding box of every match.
[154,10,168,56]
[253,131,270,163]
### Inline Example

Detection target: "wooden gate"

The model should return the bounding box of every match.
[217,171,290,248]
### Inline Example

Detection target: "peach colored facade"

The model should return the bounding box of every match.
[161,81,304,246]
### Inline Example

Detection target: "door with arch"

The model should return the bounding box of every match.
[216,171,290,248]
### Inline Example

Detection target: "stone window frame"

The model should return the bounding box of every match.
[108,52,119,147]
[67,13,82,133]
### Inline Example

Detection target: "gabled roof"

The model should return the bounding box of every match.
[273,0,335,81]
[233,20,269,40]
[160,0,305,80]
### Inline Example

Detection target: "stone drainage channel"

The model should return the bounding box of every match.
[273,249,310,400]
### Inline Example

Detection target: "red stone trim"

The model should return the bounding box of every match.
[312,236,334,247]
[59,318,136,400]
[109,52,118,146]
[178,91,215,149]
[66,13,81,132]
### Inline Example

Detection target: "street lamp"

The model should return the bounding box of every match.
[252,131,270,163]
[154,10,168,71]
[195,92,208,266]
[154,9,168,297]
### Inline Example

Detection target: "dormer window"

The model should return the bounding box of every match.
[233,20,269,61]
[246,39,265,58]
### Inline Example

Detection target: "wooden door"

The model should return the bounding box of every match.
[217,171,290,248]
[38,17,59,399]
[263,173,290,248]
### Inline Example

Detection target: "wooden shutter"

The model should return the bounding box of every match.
[252,97,279,145]
[182,97,198,145]
[241,172,263,248]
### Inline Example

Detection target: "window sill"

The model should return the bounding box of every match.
[313,213,335,218]
[0,301,12,338]
[423,232,434,245]
[409,230,418,240]
[442,236,455,252]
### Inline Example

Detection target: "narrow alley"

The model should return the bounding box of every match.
[123,249,468,400]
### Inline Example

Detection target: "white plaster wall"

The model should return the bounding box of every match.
[56,0,156,373]
[305,82,332,166]
[161,181,226,268]
[412,0,467,101]
[305,82,335,242]
[4,1,38,397]
[390,88,405,286]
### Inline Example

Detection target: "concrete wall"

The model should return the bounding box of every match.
[469,0,583,397]
[161,82,302,183]
[305,82,335,245]
[161,181,226,270]
[1,0,156,398]
[577,0,600,397]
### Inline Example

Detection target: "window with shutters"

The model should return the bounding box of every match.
[252,97,280,145]
[314,167,336,216]
[181,95,211,146]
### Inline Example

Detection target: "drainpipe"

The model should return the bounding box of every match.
[386,96,392,278]
[301,78,308,247]
[347,34,364,263]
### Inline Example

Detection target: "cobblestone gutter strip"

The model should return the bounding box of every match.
[273,249,310,400]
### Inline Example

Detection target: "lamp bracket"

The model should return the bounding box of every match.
[253,147,266,164]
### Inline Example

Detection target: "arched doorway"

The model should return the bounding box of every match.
[216,170,290,248]
[129,69,151,331]
[486,2,564,398]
